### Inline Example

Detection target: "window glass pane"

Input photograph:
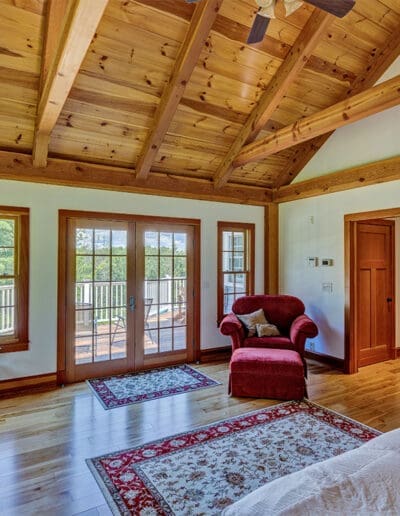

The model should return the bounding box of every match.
[224,294,235,314]
[0,306,14,336]
[94,285,110,309]
[112,230,127,255]
[145,256,158,280]
[159,304,172,328]
[0,219,15,247]
[76,255,93,282]
[233,253,244,272]
[174,257,186,279]
[75,309,95,337]
[94,229,110,254]
[145,280,159,304]
[174,233,187,255]
[160,256,172,278]
[233,232,244,251]
[0,248,14,276]
[112,256,126,281]
[94,256,110,281]
[174,279,186,303]
[222,251,232,272]
[76,228,93,254]
[222,231,232,251]
[235,273,247,293]
[223,273,234,294]
[173,327,186,350]
[145,232,158,254]
[160,232,173,255]
[159,328,172,352]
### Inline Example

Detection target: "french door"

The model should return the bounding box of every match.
[61,213,197,383]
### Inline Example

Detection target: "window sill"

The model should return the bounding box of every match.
[0,341,29,353]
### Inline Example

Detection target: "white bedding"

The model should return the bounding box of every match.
[223,428,400,515]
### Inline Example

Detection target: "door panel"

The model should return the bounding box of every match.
[66,219,133,382]
[135,224,194,369]
[356,220,394,367]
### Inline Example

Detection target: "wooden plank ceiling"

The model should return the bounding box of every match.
[0,0,399,204]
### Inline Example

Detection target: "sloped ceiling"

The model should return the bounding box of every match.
[0,0,399,204]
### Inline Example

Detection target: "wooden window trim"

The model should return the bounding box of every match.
[0,206,29,353]
[217,221,255,324]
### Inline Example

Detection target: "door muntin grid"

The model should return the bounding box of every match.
[74,227,128,364]
[144,231,188,355]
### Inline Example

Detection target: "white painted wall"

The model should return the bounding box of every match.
[0,180,264,380]
[294,57,400,182]
[280,180,400,359]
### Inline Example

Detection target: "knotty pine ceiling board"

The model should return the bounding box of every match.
[0,0,42,152]
[0,0,398,194]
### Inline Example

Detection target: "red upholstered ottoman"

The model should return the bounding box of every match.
[229,347,306,400]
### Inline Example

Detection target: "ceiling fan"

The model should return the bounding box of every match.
[185,0,355,44]
[248,0,356,43]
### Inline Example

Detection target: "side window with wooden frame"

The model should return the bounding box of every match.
[0,207,29,352]
[217,222,255,323]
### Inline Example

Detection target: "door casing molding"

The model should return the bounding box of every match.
[345,207,398,374]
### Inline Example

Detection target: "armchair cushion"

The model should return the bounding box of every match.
[256,323,280,337]
[236,308,268,337]
[244,336,294,350]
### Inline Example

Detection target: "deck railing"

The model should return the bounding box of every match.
[0,279,186,333]
[0,283,14,334]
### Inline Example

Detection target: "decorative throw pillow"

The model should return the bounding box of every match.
[236,308,268,337]
[256,322,280,337]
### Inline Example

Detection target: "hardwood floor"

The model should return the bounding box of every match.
[1,358,400,515]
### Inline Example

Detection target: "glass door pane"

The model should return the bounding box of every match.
[143,229,189,356]
[72,222,130,370]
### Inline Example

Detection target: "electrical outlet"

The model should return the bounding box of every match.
[308,341,315,352]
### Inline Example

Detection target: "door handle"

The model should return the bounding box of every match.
[387,297,393,302]
[129,295,136,312]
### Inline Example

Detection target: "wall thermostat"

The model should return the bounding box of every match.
[307,257,318,267]
[321,258,334,266]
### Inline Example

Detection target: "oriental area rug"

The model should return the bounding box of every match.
[87,400,380,515]
[86,364,221,409]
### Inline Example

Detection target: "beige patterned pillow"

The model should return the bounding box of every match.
[256,323,280,337]
[236,308,267,337]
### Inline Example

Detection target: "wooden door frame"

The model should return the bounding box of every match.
[345,207,398,374]
[57,209,201,384]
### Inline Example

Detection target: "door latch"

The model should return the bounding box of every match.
[129,295,136,312]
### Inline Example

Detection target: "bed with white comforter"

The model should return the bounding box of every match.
[223,428,400,515]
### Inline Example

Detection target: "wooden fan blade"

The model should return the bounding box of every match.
[247,13,270,44]
[304,0,355,18]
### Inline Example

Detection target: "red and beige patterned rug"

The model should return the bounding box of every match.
[87,400,380,515]
[86,364,221,409]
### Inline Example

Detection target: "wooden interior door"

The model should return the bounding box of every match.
[356,219,394,367]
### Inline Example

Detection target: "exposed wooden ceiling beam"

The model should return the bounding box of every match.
[273,155,400,203]
[135,0,222,181]
[1,151,272,205]
[213,9,333,188]
[234,75,400,167]
[275,29,400,188]
[38,0,70,94]
[32,0,109,168]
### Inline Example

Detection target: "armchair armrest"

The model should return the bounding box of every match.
[219,313,245,351]
[290,314,318,355]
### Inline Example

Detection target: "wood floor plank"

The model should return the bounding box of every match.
[0,359,400,513]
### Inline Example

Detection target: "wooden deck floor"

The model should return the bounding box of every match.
[1,358,400,514]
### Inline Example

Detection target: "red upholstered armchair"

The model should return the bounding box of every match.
[219,295,318,357]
